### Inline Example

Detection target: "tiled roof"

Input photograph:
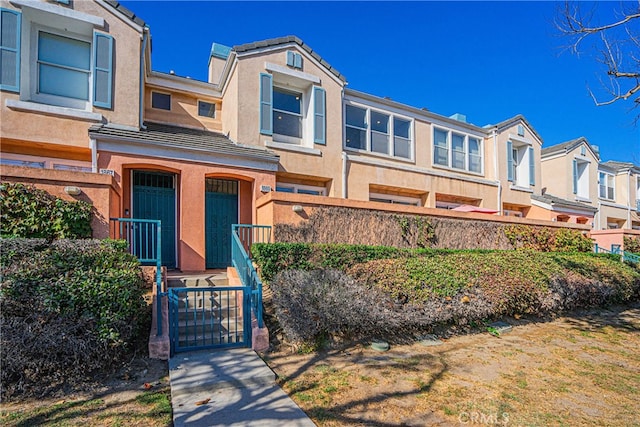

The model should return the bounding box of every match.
[233,36,346,82]
[89,122,279,163]
[532,193,598,212]
[541,137,600,160]
[103,0,146,27]
[492,114,544,144]
[600,160,638,171]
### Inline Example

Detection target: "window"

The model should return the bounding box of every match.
[433,127,483,173]
[152,92,171,110]
[507,141,534,187]
[259,73,326,145]
[275,183,326,196]
[198,101,215,118]
[37,31,90,100]
[344,103,412,159]
[370,193,420,206]
[598,171,615,200]
[572,159,590,199]
[273,87,302,140]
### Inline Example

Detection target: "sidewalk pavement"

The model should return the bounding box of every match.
[169,348,316,427]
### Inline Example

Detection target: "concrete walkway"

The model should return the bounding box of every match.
[169,348,316,427]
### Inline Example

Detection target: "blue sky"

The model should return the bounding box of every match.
[121,1,639,163]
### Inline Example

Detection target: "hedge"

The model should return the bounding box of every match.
[258,243,640,344]
[0,238,147,400]
[0,182,92,239]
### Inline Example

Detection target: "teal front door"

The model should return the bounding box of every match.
[205,179,239,269]
[132,171,177,269]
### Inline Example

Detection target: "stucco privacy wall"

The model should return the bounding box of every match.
[0,0,142,153]
[256,192,590,249]
[0,165,118,238]
[591,229,640,252]
[98,151,276,271]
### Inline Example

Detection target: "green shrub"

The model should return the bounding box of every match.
[0,182,92,239]
[0,238,147,399]
[624,235,640,254]
[504,225,592,252]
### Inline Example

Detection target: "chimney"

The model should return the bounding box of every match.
[449,113,467,123]
[208,42,231,85]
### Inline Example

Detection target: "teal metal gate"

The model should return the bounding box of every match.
[133,171,177,269]
[168,286,250,355]
[205,179,238,269]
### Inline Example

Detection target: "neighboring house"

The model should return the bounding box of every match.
[597,161,640,231]
[537,137,601,226]
[1,0,632,271]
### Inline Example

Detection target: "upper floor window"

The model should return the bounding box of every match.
[370,192,420,206]
[598,171,615,200]
[259,72,326,146]
[275,182,326,196]
[152,92,171,110]
[345,104,412,160]
[198,100,216,118]
[0,6,113,110]
[434,127,482,174]
[273,87,302,140]
[572,159,590,200]
[507,141,534,187]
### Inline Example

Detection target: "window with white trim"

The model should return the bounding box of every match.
[273,87,302,140]
[598,171,615,200]
[369,193,421,206]
[433,127,482,173]
[0,5,114,110]
[507,140,534,187]
[344,103,412,159]
[275,183,326,196]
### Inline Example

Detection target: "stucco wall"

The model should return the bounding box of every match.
[98,151,276,271]
[144,86,222,132]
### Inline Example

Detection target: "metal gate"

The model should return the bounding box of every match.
[132,171,177,269]
[168,285,251,355]
[205,179,238,268]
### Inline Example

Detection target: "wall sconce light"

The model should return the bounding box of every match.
[64,186,82,196]
[292,205,304,213]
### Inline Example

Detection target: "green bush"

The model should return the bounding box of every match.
[504,225,592,252]
[0,182,92,239]
[624,235,640,254]
[0,238,147,399]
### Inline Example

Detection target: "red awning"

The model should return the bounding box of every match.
[451,205,499,214]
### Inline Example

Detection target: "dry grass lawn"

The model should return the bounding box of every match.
[264,304,640,426]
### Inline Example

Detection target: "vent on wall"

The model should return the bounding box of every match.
[517,124,524,136]
[286,51,303,69]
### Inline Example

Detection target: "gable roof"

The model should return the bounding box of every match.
[541,137,600,161]
[492,114,544,144]
[531,193,598,213]
[89,122,279,163]
[233,36,346,83]
[600,160,639,172]
[103,0,146,27]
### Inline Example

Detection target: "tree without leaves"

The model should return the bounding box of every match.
[556,1,640,121]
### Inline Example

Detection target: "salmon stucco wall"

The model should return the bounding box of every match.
[98,151,276,271]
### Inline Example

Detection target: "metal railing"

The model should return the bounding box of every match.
[110,218,164,335]
[231,224,271,329]
[594,243,639,265]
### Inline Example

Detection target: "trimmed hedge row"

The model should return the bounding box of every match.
[257,243,640,344]
[0,238,147,400]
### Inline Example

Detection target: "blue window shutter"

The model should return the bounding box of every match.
[294,53,302,69]
[286,51,294,67]
[507,141,513,182]
[259,73,273,135]
[0,8,21,92]
[529,147,535,186]
[572,159,578,194]
[93,32,113,108]
[313,86,326,145]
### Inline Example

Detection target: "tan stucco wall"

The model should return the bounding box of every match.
[598,203,630,229]
[0,0,141,158]
[144,86,222,132]
[0,164,118,238]
[541,144,599,206]
[98,151,276,271]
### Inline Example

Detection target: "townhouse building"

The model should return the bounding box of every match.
[1,0,636,271]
